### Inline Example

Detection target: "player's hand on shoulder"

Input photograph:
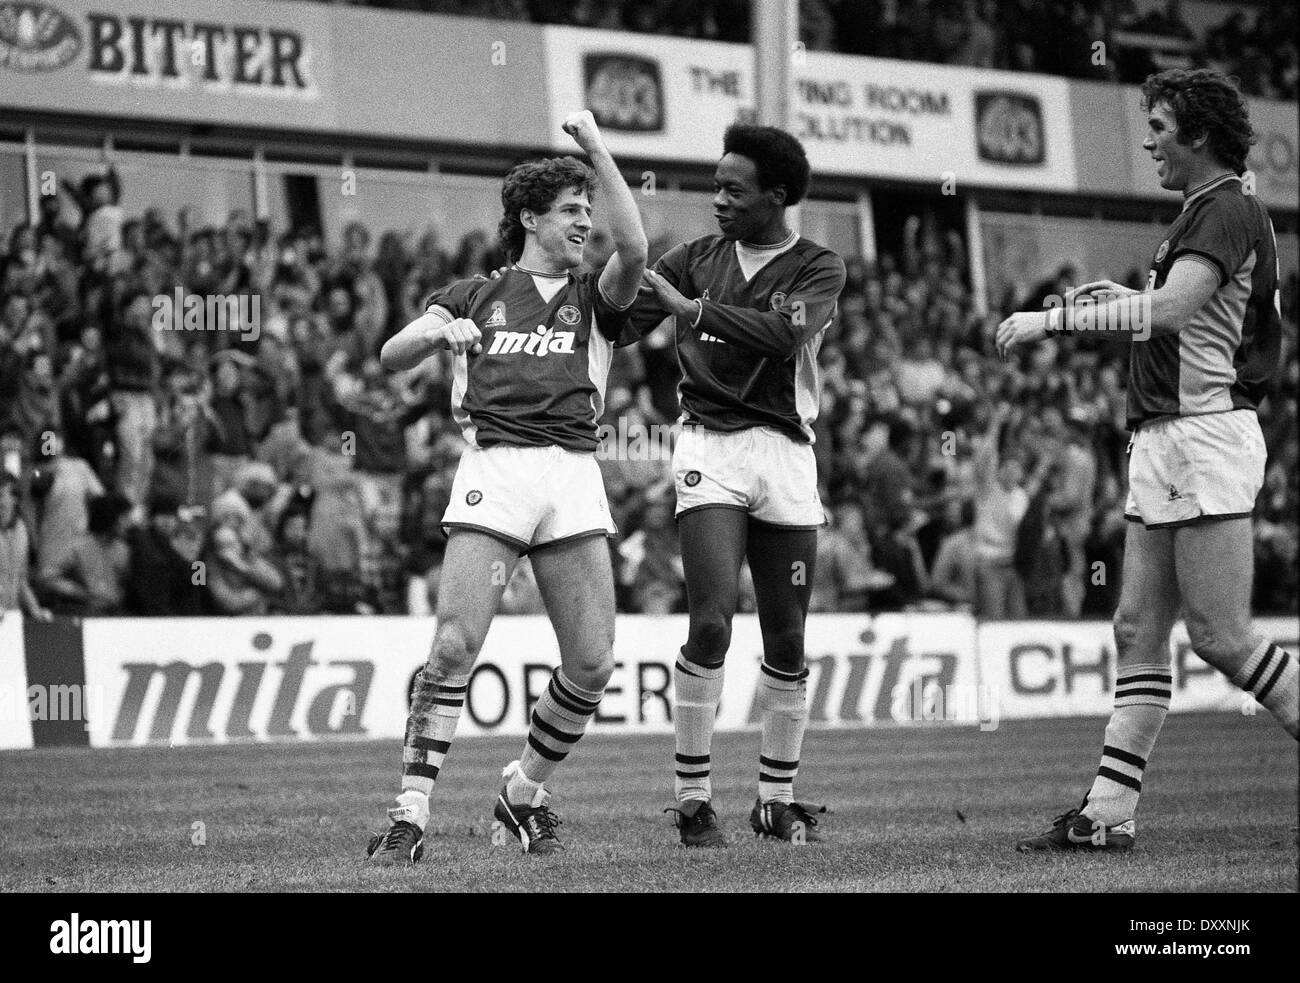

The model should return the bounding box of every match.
[641,268,696,318]
[436,317,482,355]
[1066,279,1137,302]
[562,109,604,153]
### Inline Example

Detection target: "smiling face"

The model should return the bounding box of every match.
[521,187,591,272]
[712,153,783,243]
[1144,100,1198,191]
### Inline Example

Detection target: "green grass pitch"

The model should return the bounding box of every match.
[2,712,1295,892]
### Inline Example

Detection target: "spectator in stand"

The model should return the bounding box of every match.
[331,221,389,358]
[2,224,40,302]
[617,491,684,615]
[210,461,282,560]
[34,228,82,337]
[36,190,81,264]
[928,498,978,608]
[30,427,102,570]
[152,362,216,506]
[270,496,325,615]
[125,491,203,616]
[305,421,370,613]
[810,501,888,613]
[1013,450,1069,616]
[866,490,929,612]
[0,294,55,439]
[66,167,124,279]
[859,416,914,533]
[37,491,132,616]
[58,324,113,478]
[201,516,284,616]
[10,334,60,445]
[0,471,51,618]
[973,404,1028,619]
[330,355,423,515]
[207,350,256,500]
[105,289,159,516]
[1049,410,1097,616]
[361,502,408,614]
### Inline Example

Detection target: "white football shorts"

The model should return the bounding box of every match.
[673,425,825,529]
[443,444,616,553]
[1124,408,1266,529]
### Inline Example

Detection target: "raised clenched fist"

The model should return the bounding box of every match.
[562,110,603,153]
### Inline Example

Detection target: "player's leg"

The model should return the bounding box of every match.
[486,448,618,853]
[491,534,616,853]
[745,518,827,842]
[1080,520,1181,827]
[1176,518,1297,738]
[1018,519,1180,851]
[369,530,517,864]
[675,505,748,802]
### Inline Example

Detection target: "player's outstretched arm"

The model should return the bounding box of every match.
[380,311,481,371]
[997,259,1220,357]
[563,110,648,308]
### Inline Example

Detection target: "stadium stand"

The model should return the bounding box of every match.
[2,172,1296,619]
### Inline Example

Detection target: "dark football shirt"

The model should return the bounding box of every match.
[424,265,632,452]
[627,233,847,443]
[1129,174,1281,429]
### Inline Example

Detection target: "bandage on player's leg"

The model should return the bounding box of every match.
[1175,518,1298,739]
[398,531,518,828]
[1084,522,1181,826]
[507,535,617,804]
[674,507,748,802]
[746,521,817,805]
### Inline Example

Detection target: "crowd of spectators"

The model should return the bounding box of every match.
[316,0,1299,100]
[1,169,1296,621]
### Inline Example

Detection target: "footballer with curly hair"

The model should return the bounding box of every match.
[999,69,1295,852]
[633,123,847,846]
[366,110,648,862]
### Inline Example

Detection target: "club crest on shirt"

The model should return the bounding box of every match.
[556,304,581,326]
[770,291,787,311]
[1155,240,1169,262]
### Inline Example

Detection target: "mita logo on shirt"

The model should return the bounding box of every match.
[487,325,576,358]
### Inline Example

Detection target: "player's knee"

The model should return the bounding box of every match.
[763,626,806,675]
[565,649,614,692]
[684,612,732,666]
[1184,609,1246,665]
[429,620,478,677]
[1111,608,1151,661]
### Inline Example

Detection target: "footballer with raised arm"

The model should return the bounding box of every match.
[632,124,847,846]
[366,110,648,863]
[997,69,1295,853]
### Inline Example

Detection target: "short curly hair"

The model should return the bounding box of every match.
[722,124,811,207]
[497,157,596,263]
[1140,68,1255,174]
